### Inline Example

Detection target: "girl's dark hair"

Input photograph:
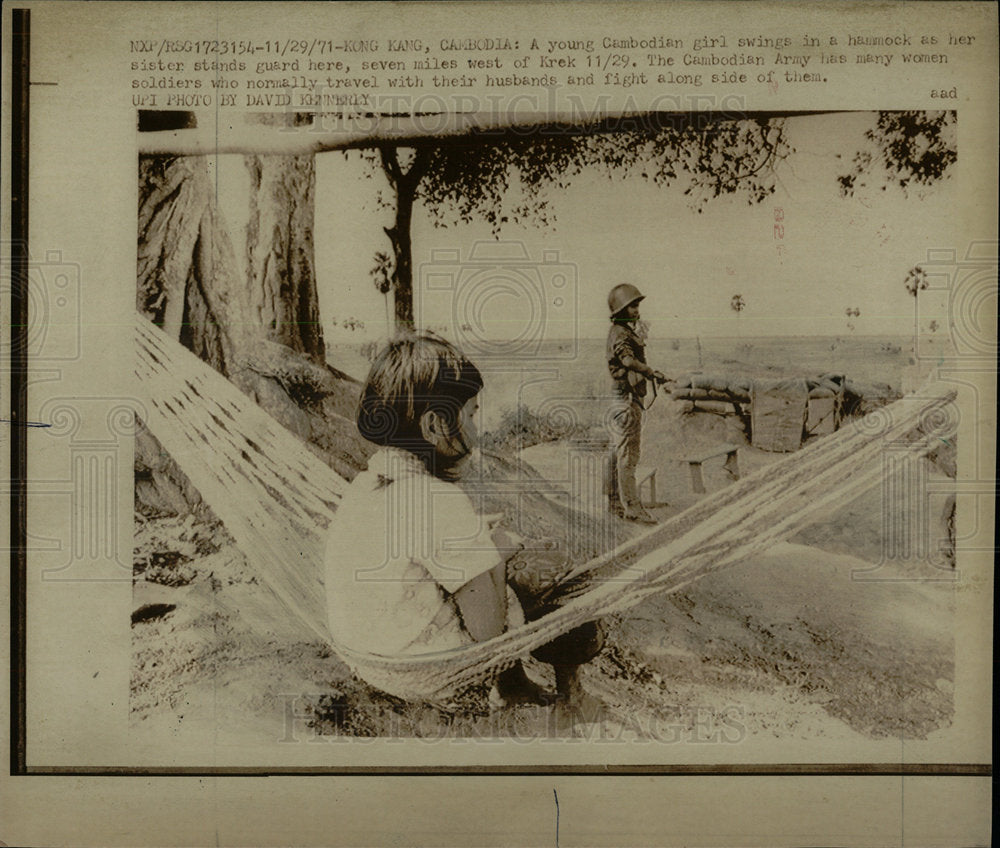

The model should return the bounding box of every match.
[356,333,483,450]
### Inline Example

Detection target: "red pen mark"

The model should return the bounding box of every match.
[774,207,787,259]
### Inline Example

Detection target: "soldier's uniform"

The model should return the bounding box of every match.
[606,286,661,520]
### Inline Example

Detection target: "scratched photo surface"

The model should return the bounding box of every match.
[130,108,961,750]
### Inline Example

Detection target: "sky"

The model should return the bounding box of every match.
[218,111,960,345]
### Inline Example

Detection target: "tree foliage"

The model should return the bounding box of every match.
[350,116,793,326]
[838,111,956,198]
[845,306,860,332]
[411,117,792,235]
[370,250,393,294]
[904,265,930,298]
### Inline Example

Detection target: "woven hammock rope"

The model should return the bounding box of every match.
[135,317,957,700]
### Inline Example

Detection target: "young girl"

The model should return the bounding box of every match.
[324,333,602,708]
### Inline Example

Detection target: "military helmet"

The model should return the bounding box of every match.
[608,283,645,316]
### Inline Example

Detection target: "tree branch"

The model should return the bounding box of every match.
[402,146,429,191]
[379,145,403,188]
[137,110,840,155]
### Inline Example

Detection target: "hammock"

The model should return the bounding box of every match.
[135,317,957,700]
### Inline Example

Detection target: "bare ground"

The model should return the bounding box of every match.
[131,399,956,746]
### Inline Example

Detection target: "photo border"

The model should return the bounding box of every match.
[5,2,994,781]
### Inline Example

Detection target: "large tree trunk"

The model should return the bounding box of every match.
[136,150,371,519]
[137,155,245,373]
[245,154,325,361]
[387,180,416,328]
[137,154,248,516]
[380,146,428,330]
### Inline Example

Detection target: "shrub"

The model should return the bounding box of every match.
[480,404,590,453]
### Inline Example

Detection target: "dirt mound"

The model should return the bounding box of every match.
[611,542,953,739]
[644,400,749,456]
[132,515,953,743]
[131,400,956,744]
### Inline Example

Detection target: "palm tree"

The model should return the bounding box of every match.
[845,306,860,333]
[904,265,929,315]
[730,294,745,336]
[370,250,393,336]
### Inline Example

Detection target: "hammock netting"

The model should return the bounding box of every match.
[135,317,957,700]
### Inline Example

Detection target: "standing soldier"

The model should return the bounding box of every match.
[606,284,670,524]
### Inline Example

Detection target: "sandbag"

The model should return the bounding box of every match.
[751,378,809,452]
